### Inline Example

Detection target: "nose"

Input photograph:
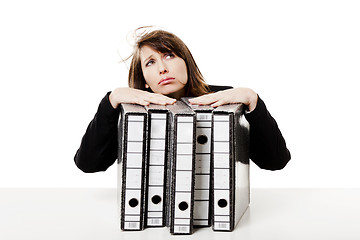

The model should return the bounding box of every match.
[158,60,168,74]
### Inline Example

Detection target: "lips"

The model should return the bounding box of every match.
[158,77,175,85]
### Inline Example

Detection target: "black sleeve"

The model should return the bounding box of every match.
[74,92,120,173]
[245,96,291,170]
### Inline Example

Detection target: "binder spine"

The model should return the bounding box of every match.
[233,111,250,226]
[145,112,168,227]
[121,113,147,231]
[212,113,233,231]
[170,115,195,234]
[193,112,212,227]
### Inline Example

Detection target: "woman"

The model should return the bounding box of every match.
[74,27,291,173]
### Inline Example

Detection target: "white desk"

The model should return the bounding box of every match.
[1,188,360,240]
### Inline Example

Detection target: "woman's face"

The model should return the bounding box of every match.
[140,45,188,99]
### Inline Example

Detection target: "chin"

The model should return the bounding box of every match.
[153,83,185,98]
[159,87,182,95]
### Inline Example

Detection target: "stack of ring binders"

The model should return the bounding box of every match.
[117,99,250,235]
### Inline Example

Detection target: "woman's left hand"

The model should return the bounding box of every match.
[188,87,258,112]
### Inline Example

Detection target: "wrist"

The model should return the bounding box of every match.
[109,91,119,109]
[247,89,258,112]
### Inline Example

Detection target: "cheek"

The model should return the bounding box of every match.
[142,69,156,85]
[176,60,188,84]
[181,68,188,84]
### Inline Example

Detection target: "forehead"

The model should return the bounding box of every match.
[139,45,159,60]
[140,44,175,61]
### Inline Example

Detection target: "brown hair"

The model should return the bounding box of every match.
[127,27,211,97]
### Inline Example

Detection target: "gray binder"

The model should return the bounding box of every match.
[166,101,196,235]
[181,97,213,227]
[144,104,170,227]
[117,103,148,231]
[212,103,250,231]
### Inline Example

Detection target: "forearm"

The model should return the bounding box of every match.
[74,92,119,173]
[245,97,291,170]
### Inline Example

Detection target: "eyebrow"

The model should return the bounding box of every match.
[143,55,153,65]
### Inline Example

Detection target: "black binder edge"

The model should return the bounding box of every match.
[181,97,213,227]
[144,107,169,228]
[211,103,250,232]
[169,113,196,235]
[118,104,148,231]
[166,101,196,235]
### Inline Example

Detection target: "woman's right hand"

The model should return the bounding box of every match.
[109,87,176,109]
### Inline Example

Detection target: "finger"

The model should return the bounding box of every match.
[210,99,227,108]
[188,95,207,103]
[153,96,177,105]
[144,93,176,105]
[137,99,150,106]
[153,94,177,104]
[189,94,218,105]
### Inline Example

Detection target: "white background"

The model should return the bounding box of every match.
[0,0,359,188]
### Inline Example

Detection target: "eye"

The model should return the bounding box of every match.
[164,53,175,59]
[145,59,155,67]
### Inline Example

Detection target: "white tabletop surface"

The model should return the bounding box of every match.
[1,188,360,240]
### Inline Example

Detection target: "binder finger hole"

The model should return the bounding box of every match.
[197,135,208,145]
[151,195,162,204]
[129,198,139,208]
[218,199,228,208]
[178,201,189,211]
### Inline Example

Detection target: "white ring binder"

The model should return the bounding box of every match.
[117,101,250,234]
